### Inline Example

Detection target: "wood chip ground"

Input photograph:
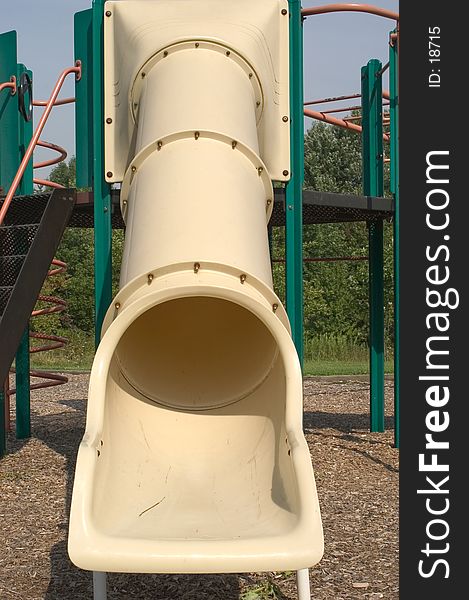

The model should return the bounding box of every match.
[0,375,398,599]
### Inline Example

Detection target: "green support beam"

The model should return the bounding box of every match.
[92,0,112,345]
[389,34,399,448]
[15,64,34,440]
[17,65,34,190]
[0,37,34,451]
[0,30,18,457]
[285,0,304,367]
[361,59,385,433]
[0,380,5,457]
[15,329,31,439]
[0,31,18,190]
[74,9,93,189]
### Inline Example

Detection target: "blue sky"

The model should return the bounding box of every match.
[1,0,398,180]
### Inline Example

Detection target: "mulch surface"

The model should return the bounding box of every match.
[0,375,398,599]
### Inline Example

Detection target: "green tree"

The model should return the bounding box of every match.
[35,157,124,334]
[272,122,394,352]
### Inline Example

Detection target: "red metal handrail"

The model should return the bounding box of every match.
[313,103,389,115]
[29,90,79,389]
[301,4,398,142]
[304,107,363,132]
[0,76,16,95]
[302,3,399,21]
[0,62,81,226]
[1,64,81,415]
[304,108,390,142]
[33,97,75,107]
[304,93,362,106]
[305,91,391,106]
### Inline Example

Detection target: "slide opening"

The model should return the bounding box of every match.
[115,296,278,410]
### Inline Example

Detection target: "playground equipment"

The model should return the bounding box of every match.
[68,0,323,595]
[0,31,78,447]
[1,1,399,597]
[301,5,399,445]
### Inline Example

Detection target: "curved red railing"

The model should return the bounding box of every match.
[304,91,391,141]
[302,4,398,141]
[29,254,69,390]
[0,76,16,95]
[1,63,81,404]
[33,141,69,189]
[304,106,366,134]
[302,3,399,22]
[34,140,67,169]
[0,63,81,224]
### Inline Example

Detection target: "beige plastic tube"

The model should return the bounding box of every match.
[69,36,323,574]
[120,43,273,286]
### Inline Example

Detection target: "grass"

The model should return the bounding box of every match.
[29,328,94,372]
[303,334,394,376]
[240,574,291,599]
[27,331,394,377]
[304,359,394,376]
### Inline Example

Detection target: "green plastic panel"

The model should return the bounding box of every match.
[0,30,18,193]
[285,0,304,368]
[17,64,34,194]
[74,9,94,189]
[91,0,113,344]
[0,35,34,450]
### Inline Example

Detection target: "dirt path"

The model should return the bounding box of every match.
[0,375,398,599]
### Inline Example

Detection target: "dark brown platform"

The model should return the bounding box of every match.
[69,188,394,229]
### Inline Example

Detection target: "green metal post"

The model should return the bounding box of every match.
[389,34,399,448]
[361,59,385,433]
[15,329,31,438]
[74,9,93,189]
[0,382,5,456]
[92,0,112,345]
[17,66,34,188]
[285,0,304,368]
[0,31,18,456]
[0,36,34,450]
[15,64,34,440]
[0,32,18,190]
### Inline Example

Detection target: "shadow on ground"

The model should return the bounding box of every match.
[304,410,394,433]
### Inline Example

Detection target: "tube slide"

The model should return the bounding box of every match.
[69,0,323,574]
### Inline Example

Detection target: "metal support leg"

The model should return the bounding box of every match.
[285,0,305,369]
[361,59,385,433]
[92,0,113,346]
[15,327,31,439]
[297,569,311,600]
[93,572,107,600]
[0,382,6,458]
[368,221,385,432]
[15,61,34,441]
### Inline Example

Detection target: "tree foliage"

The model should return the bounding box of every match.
[272,122,394,348]
[36,158,123,334]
